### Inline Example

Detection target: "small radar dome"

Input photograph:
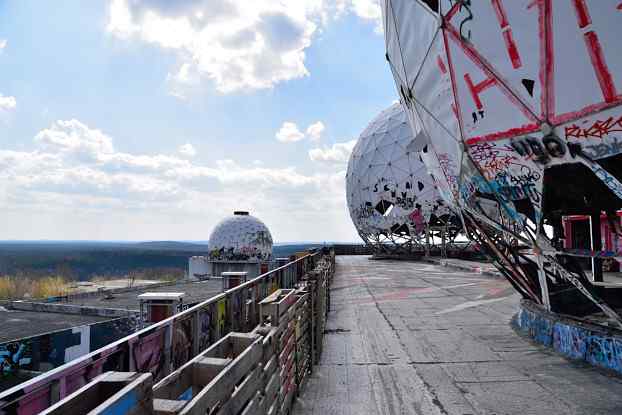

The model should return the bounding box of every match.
[208,211,273,261]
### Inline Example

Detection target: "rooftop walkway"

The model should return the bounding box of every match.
[294,256,622,415]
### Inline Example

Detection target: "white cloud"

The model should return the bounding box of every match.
[277,120,327,143]
[309,139,356,163]
[349,0,382,33]
[276,121,305,143]
[306,121,325,142]
[0,94,16,112]
[107,0,322,94]
[106,1,382,96]
[178,143,197,157]
[0,120,359,240]
[0,39,6,51]
[0,119,349,220]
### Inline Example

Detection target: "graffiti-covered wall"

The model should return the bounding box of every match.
[0,315,138,391]
[514,300,622,375]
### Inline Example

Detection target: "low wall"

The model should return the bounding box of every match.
[44,280,178,303]
[513,299,622,375]
[9,301,137,318]
[0,315,139,387]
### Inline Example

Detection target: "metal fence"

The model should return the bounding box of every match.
[0,249,331,414]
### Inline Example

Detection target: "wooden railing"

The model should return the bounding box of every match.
[0,248,334,415]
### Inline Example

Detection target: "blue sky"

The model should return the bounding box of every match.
[0,0,397,242]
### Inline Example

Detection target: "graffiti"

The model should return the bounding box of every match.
[0,343,31,375]
[133,328,165,381]
[586,336,622,373]
[589,163,622,200]
[173,318,192,369]
[437,153,459,192]
[465,174,522,223]
[565,115,622,139]
[493,170,541,204]
[409,209,425,233]
[217,299,227,338]
[469,142,520,175]
[516,304,622,374]
[553,323,587,360]
[581,137,622,159]
[198,310,211,351]
[209,246,272,262]
[510,135,568,164]
[457,0,473,40]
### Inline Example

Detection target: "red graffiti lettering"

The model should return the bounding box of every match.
[565,115,622,139]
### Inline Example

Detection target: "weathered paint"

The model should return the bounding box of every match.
[0,315,138,386]
[514,300,622,374]
[99,389,138,415]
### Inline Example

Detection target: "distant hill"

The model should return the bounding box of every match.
[134,241,208,251]
[0,241,333,280]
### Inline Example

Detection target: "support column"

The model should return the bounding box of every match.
[424,224,431,257]
[590,212,603,283]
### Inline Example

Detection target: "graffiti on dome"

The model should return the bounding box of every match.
[346,104,459,252]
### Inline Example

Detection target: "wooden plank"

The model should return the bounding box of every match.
[40,372,153,415]
[215,365,261,415]
[192,357,231,386]
[93,373,153,415]
[259,289,296,324]
[153,399,187,415]
[239,391,262,415]
[264,371,280,401]
[179,339,262,415]
[280,389,294,415]
[263,356,277,378]
[267,401,277,415]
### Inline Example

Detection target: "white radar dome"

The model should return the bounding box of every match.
[346,103,454,251]
[208,211,273,262]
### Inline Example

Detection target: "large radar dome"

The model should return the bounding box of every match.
[208,211,273,262]
[346,103,454,254]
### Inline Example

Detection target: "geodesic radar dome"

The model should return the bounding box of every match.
[346,103,453,251]
[208,211,273,262]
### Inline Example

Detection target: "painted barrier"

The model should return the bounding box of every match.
[0,248,333,414]
[514,299,622,375]
[0,316,139,385]
[40,271,331,415]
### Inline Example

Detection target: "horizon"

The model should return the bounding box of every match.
[0,239,362,244]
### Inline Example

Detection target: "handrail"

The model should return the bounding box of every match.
[0,250,326,413]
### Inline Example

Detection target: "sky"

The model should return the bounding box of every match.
[0,0,397,243]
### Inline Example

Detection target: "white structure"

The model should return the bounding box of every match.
[346,103,455,255]
[202,211,274,279]
[188,256,209,280]
[381,1,622,321]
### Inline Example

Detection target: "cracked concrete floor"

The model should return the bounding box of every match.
[293,256,622,415]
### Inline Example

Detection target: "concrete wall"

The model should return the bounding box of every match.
[9,301,136,318]
[513,299,622,375]
[0,315,139,390]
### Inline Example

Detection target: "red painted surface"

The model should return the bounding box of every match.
[583,30,617,103]
[491,0,522,69]
[464,73,496,110]
[562,211,622,251]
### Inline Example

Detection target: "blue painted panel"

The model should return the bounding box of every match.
[100,390,138,415]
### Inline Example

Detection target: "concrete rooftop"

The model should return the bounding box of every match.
[61,279,223,310]
[0,308,112,343]
[295,256,622,415]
